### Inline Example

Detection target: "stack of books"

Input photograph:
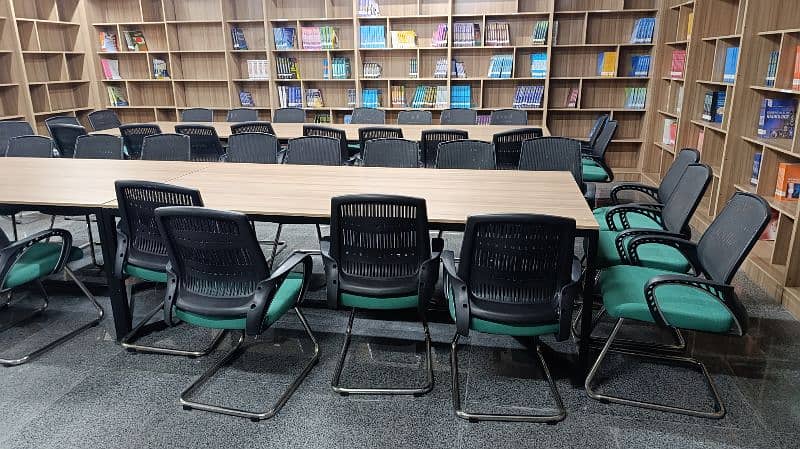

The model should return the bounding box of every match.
[301,26,338,50]
[432,24,448,47]
[153,58,169,79]
[765,50,779,87]
[106,86,128,106]
[390,30,416,48]
[306,89,324,108]
[99,32,118,52]
[246,60,269,80]
[630,55,651,77]
[530,53,547,79]
[630,17,656,43]
[409,58,418,78]
[357,0,380,16]
[596,51,618,77]
[662,119,677,146]
[623,87,647,109]
[487,54,513,78]
[453,22,480,47]
[276,56,300,79]
[362,88,382,108]
[435,86,448,108]
[231,26,248,50]
[360,25,386,48]
[100,59,122,80]
[451,59,466,78]
[278,85,302,108]
[391,85,406,107]
[758,98,797,139]
[530,21,549,45]
[273,27,296,50]
[564,87,579,108]
[123,31,147,51]
[512,85,544,108]
[239,91,254,107]
[702,90,726,123]
[362,62,381,78]
[485,22,510,46]
[670,50,686,79]
[347,88,357,106]
[410,86,446,108]
[723,46,739,83]
[331,57,351,79]
[315,113,331,123]
[433,58,448,78]
[450,85,471,108]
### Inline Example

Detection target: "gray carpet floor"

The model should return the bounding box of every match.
[0,213,797,449]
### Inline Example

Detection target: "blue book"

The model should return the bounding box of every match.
[530,52,547,78]
[597,52,604,76]
[723,47,739,83]
[751,152,762,185]
[758,98,797,139]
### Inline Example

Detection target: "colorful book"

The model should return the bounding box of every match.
[273,27,296,50]
[359,25,386,48]
[630,17,655,44]
[686,12,694,39]
[630,55,651,77]
[99,32,118,52]
[239,91,255,107]
[432,24,448,47]
[670,50,687,79]
[765,50,779,87]
[512,85,544,108]
[597,51,617,77]
[530,21,549,45]
[231,26,248,50]
[123,31,147,51]
[106,86,128,106]
[775,163,800,199]
[751,152,762,186]
[485,22,510,46]
[530,53,547,79]
[565,87,579,108]
[357,0,380,17]
[760,211,779,240]
[759,98,797,139]
[391,30,417,48]
[487,54,513,79]
[100,58,121,80]
[152,58,169,79]
[793,46,800,90]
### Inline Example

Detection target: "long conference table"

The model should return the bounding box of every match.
[98,122,549,141]
[0,157,598,377]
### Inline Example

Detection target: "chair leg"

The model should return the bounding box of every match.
[180,307,320,421]
[573,303,686,353]
[331,307,434,396]
[450,334,566,423]
[585,318,725,419]
[83,215,102,268]
[10,214,18,240]
[0,267,104,367]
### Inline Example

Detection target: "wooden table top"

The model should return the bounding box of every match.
[97,122,549,142]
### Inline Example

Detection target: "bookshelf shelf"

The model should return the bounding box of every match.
[690,118,727,133]
[757,27,800,36]
[751,85,800,96]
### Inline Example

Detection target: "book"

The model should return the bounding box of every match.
[391,85,406,107]
[552,20,559,46]
[697,129,705,153]
[152,58,169,79]
[451,59,466,78]
[487,54,513,79]
[450,85,471,109]
[362,62,382,78]
[530,21,549,45]
[247,59,269,80]
[670,50,687,79]
[630,55,651,77]
[794,46,800,90]
[359,25,386,48]
[306,88,324,108]
[331,57,351,79]
[765,50,779,87]
[630,17,656,44]
[432,24,448,47]
[530,53,547,79]
[100,58,121,80]
[453,22,480,47]
[273,27,296,50]
[106,86,128,106]
[775,163,800,199]
[239,91,255,107]
[347,88,357,106]
[434,58,448,78]
[662,119,676,145]
[760,211,779,241]
[276,56,300,79]
[723,46,739,83]
[99,32,118,52]
[361,88,382,108]
[277,85,302,108]
[512,85,544,108]
[675,84,684,114]
[357,0,380,16]
[565,87,579,108]
[751,152,762,186]
[409,58,418,78]
[597,51,617,77]
[701,90,726,122]
[759,98,797,139]
[485,22,510,46]
[231,26,248,50]
[624,87,647,109]
[123,31,147,51]
[390,30,417,49]
[686,12,694,39]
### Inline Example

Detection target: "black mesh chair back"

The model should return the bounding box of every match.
[397,110,432,125]
[114,181,203,273]
[587,114,609,148]
[6,136,54,158]
[519,137,583,187]
[227,108,259,122]
[358,126,403,153]
[661,164,712,233]
[441,108,477,125]
[155,206,270,307]
[44,116,80,136]
[230,121,275,135]
[589,119,617,160]
[435,140,495,170]
[174,124,225,162]
[329,195,432,296]
[302,125,348,161]
[273,107,305,123]
[226,132,279,164]
[119,124,162,160]
[659,148,701,203]
[141,133,191,161]
[350,107,386,124]
[457,214,576,324]
[363,138,419,168]
[87,109,121,131]
[489,109,528,125]
[492,127,543,169]
[181,108,213,122]
[0,121,34,156]
[285,136,342,165]
[74,134,124,159]
[697,193,770,284]
[49,123,87,158]
[420,129,468,168]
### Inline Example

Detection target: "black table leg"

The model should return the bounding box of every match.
[578,229,598,380]
[96,207,131,340]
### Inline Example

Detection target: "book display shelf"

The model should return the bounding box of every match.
[0,1,27,122]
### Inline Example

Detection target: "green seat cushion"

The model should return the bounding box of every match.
[3,243,83,289]
[600,265,733,333]
[445,287,559,337]
[340,293,419,310]
[597,230,691,272]
[174,274,303,331]
[124,264,168,283]
[582,158,601,167]
[583,164,611,182]
[593,206,662,231]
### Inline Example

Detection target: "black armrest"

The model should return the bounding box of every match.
[245,251,313,336]
[613,229,685,263]
[114,225,129,279]
[627,234,702,274]
[610,183,660,205]
[417,237,444,316]
[604,203,663,231]
[164,263,178,326]
[0,229,73,290]
[442,250,470,337]
[556,280,580,341]
[644,274,747,336]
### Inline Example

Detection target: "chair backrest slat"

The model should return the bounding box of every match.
[586,114,609,148]
[492,127,543,169]
[44,116,80,137]
[358,126,403,153]
[303,125,348,161]
[230,121,275,135]
[49,123,87,158]
[420,129,468,167]
[590,119,617,159]
[119,124,162,160]
[174,124,225,162]
[519,137,583,188]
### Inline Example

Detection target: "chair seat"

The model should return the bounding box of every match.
[583,165,611,182]
[597,230,691,272]
[174,275,303,330]
[340,292,419,310]
[124,264,168,283]
[593,206,662,231]
[582,158,600,167]
[445,288,559,337]
[600,265,734,333]
[3,243,83,289]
